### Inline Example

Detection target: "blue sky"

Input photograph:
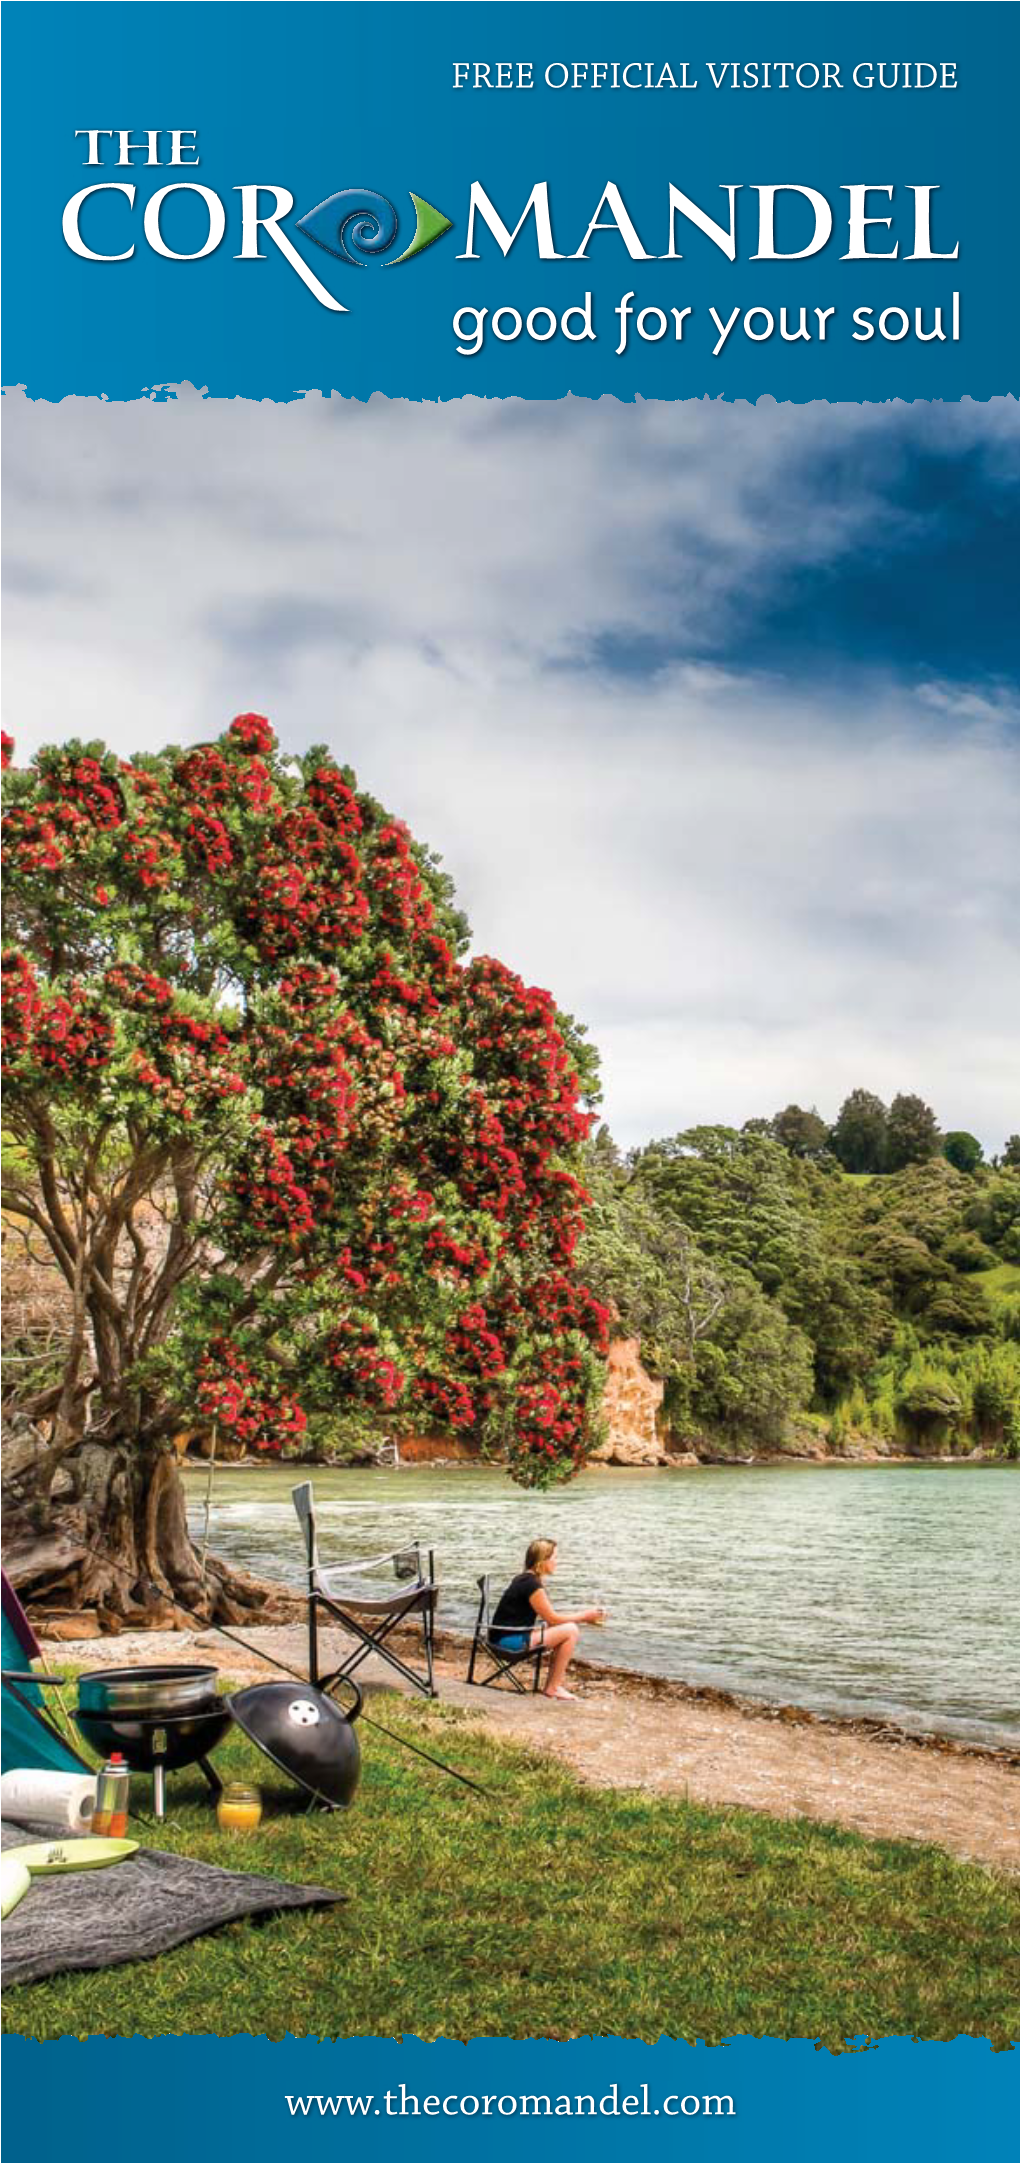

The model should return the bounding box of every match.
[2,390,1018,1149]
[590,433,1020,684]
[722,439,1020,682]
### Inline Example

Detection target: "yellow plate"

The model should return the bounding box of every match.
[13,1837,139,1874]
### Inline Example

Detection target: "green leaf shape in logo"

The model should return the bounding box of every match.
[386,194,453,266]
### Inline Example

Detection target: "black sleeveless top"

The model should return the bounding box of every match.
[490,1570,541,1634]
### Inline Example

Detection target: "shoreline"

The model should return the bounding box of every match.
[39,1613,1019,1871]
[38,1594,1020,1771]
[181,1449,1014,1473]
[491,1638,1020,1767]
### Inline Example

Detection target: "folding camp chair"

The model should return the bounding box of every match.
[292,1482,439,1700]
[466,1575,547,1693]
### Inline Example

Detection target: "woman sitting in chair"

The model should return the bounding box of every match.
[490,1537,604,1701]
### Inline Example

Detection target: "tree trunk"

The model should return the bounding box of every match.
[2,1427,288,1629]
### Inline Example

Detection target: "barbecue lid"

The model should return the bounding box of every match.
[226,1680,362,1810]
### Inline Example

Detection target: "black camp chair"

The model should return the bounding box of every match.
[466,1575,547,1693]
[292,1482,439,1700]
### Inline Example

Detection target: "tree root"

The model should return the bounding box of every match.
[2,1429,295,1632]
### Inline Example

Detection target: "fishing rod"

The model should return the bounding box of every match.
[27,1529,500,1804]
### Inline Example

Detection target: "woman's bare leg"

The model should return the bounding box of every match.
[538,1621,579,1696]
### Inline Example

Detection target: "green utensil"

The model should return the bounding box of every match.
[13,1836,139,1874]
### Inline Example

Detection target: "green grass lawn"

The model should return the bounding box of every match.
[4,1699,1018,2046]
[974,1260,1020,1310]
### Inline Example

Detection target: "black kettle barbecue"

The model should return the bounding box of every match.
[73,1665,232,1819]
[227,1678,362,1809]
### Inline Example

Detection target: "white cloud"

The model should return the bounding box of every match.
[2,389,1018,1148]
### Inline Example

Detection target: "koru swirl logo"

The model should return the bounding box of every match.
[296,188,453,267]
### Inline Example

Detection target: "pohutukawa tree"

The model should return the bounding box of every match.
[1,718,609,1620]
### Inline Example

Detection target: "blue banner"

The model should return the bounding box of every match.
[2,2035,1017,2151]
[2,1,1016,400]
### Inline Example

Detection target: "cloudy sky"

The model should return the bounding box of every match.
[3,389,1018,1150]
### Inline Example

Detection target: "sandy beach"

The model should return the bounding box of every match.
[39,1618,1019,1875]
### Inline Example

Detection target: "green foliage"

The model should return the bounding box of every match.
[974,1261,1020,1319]
[924,1279,993,1337]
[880,1338,1020,1457]
[896,1368,965,1428]
[862,1229,945,1303]
[577,1153,727,1380]
[943,1131,984,1175]
[581,1136,839,1447]
[669,1275,814,1446]
[630,1126,886,1401]
[965,1169,1020,1261]
[771,1103,830,1159]
[831,1088,889,1173]
[940,1230,996,1273]
[856,1161,981,1299]
[581,1123,1020,1460]
[885,1092,942,1171]
[996,1296,1020,1344]
[636,1125,802,1276]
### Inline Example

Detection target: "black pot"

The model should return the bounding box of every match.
[227,1680,362,1810]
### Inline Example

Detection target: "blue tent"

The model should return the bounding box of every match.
[1,1567,86,1774]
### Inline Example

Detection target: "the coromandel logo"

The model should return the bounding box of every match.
[296,188,453,267]
[61,135,455,313]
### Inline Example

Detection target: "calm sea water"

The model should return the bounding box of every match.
[186,1461,1020,1745]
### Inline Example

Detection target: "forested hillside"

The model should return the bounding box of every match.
[580,1114,1020,1460]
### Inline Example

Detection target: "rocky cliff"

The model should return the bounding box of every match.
[589,1337,676,1466]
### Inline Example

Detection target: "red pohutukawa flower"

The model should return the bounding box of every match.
[1,715,607,1487]
[326,1320,407,1411]
[197,1337,307,1451]
[413,1373,476,1431]
[3,952,114,1085]
[229,712,276,757]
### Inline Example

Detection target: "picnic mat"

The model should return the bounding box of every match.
[1,1819,344,1988]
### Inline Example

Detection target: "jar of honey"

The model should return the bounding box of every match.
[216,1781,263,1832]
